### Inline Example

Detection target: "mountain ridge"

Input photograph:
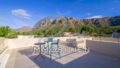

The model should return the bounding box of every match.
[14,26,32,32]
[33,16,120,31]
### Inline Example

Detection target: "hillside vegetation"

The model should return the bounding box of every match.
[0,16,120,38]
[33,16,120,37]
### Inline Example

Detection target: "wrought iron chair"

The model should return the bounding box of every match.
[51,39,61,58]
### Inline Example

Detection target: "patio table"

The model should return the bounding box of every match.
[34,42,45,57]
[34,38,61,59]
[34,38,53,59]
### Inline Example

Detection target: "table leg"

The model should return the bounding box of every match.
[35,45,44,59]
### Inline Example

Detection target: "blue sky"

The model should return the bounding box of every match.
[0,0,120,28]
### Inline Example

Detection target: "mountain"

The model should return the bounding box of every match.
[33,16,81,30]
[32,16,120,36]
[82,16,120,27]
[33,16,120,30]
[15,26,32,32]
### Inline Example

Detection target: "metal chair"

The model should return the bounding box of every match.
[51,39,61,58]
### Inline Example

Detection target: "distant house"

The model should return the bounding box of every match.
[63,32,72,37]
[63,32,80,37]
[112,32,120,38]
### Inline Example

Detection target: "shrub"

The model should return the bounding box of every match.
[5,31,17,38]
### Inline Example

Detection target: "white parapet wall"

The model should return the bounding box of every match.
[0,48,10,68]
[5,36,92,49]
[0,38,10,68]
[77,37,92,49]
[5,38,40,49]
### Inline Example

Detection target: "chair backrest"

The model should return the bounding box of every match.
[66,39,76,42]
[66,39,77,48]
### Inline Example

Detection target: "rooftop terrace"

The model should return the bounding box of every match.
[0,36,120,68]
[6,47,120,68]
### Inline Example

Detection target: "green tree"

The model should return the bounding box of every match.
[0,26,11,37]
[65,27,76,32]
[79,25,94,35]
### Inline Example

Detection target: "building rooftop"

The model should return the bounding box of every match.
[6,47,120,68]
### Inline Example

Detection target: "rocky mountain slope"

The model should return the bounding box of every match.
[33,16,120,31]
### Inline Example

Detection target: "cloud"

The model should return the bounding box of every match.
[87,15,103,19]
[11,9,31,19]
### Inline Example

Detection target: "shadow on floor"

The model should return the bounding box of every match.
[18,48,120,68]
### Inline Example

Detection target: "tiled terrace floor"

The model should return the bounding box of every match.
[5,47,120,68]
